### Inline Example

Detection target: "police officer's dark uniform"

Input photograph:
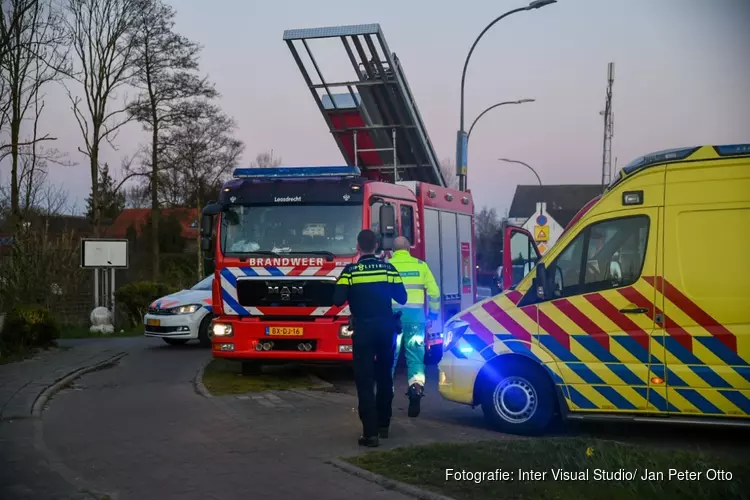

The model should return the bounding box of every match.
[333,230,407,447]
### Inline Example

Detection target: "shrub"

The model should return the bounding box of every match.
[115,281,178,326]
[0,304,60,355]
[0,227,86,313]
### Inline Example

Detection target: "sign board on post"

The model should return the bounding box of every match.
[534,225,549,242]
[80,238,129,269]
[80,239,129,329]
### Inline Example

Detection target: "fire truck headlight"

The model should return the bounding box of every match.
[338,325,353,338]
[212,323,233,337]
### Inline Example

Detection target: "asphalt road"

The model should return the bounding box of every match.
[29,336,750,499]
[41,337,418,500]
[310,355,750,459]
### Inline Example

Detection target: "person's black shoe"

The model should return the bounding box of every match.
[378,427,389,439]
[407,383,424,418]
[358,436,379,447]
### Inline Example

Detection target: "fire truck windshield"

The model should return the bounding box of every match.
[220,203,363,256]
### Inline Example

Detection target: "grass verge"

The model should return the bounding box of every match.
[202,358,322,395]
[58,325,144,339]
[346,438,750,500]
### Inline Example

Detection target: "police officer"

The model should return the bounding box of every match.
[333,229,407,447]
[389,236,440,418]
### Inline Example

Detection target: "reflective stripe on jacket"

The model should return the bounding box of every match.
[388,249,440,323]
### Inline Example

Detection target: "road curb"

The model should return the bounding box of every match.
[194,358,213,398]
[31,352,128,418]
[328,458,457,500]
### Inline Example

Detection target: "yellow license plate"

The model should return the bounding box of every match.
[267,326,303,336]
[146,319,160,326]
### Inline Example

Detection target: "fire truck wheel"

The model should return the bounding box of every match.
[198,315,213,347]
[480,361,554,436]
[163,338,188,346]
[424,346,443,365]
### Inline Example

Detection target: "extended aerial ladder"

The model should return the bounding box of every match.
[283,24,445,187]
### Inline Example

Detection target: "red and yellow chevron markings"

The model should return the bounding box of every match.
[446,275,749,417]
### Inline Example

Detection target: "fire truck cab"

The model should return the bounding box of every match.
[200,23,479,370]
[200,166,474,368]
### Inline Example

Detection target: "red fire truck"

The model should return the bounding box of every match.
[199,24,476,371]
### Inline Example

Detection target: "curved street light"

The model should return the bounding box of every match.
[467,98,535,142]
[498,158,542,187]
[456,0,557,191]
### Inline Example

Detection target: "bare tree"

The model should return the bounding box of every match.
[0,0,69,223]
[123,183,149,208]
[127,0,216,279]
[439,157,459,189]
[250,150,281,168]
[0,0,38,61]
[63,0,140,234]
[160,100,244,277]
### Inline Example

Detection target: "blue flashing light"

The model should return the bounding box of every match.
[714,144,750,156]
[621,147,699,175]
[459,346,474,354]
[233,165,361,179]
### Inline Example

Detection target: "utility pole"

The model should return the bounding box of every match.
[600,62,615,190]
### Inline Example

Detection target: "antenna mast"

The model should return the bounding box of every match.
[600,62,615,189]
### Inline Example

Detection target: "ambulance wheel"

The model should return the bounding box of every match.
[198,315,213,347]
[424,345,443,365]
[163,338,188,346]
[480,361,554,435]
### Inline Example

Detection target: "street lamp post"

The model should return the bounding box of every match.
[456,0,556,192]
[498,158,542,187]
[467,99,535,142]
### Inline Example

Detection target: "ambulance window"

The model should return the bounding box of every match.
[548,215,649,299]
[549,232,586,297]
[400,205,414,244]
[510,231,538,285]
[584,216,648,290]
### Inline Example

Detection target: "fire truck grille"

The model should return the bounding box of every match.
[236,279,336,307]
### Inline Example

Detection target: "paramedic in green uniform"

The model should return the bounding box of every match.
[389,236,440,417]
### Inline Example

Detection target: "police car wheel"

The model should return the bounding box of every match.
[480,365,554,435]
[198,315,213,347]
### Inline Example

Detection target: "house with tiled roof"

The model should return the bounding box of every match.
[106,208,199,240]
[508,184,602,254]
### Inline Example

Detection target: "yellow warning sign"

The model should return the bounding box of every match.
[534,225,549,242]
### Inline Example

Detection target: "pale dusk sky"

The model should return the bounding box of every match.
[3,0,749,216]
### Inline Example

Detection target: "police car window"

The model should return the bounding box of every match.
[400,205,414,244]
[192,275,213,290]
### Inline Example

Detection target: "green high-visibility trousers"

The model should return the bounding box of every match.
[392,321,426,387]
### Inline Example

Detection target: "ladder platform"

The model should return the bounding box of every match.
[284,23,445,186]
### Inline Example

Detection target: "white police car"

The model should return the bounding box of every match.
[144,275,214,346]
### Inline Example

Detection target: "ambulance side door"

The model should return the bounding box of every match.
[533,209,659,414]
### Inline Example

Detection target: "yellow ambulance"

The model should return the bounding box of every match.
[438,144,750,434]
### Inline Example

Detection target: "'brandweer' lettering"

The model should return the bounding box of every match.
[246,257,325,267]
